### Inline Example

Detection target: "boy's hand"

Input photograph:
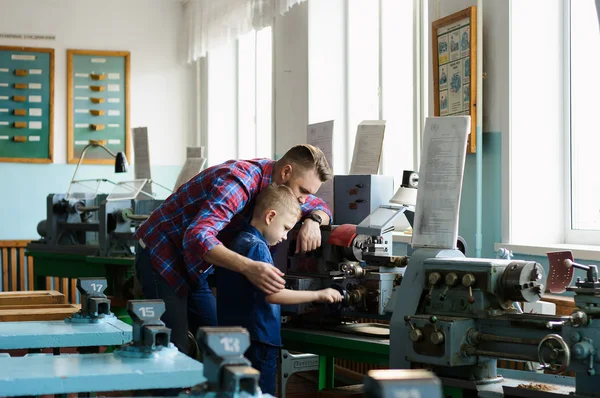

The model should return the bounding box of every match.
[315,288,343,303]
[244,261,286,295]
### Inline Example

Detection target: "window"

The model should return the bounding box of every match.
[568,0,600,244]
[308,0,420,184]
[205,27,273,167]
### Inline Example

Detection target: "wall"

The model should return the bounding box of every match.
[0,0,194,239]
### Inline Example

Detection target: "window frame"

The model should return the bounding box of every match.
[564,0,600,245]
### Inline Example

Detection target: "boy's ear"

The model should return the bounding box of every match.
[265,209,277,225]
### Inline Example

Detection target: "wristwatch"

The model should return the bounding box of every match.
[306,212,323,226]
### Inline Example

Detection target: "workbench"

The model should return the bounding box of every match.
[0,318,132,350]
[280,326,389,390]
[26,250,134,321]
[26,251,134,294]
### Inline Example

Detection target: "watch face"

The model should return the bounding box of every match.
[311,214,322,224]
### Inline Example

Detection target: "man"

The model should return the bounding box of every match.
[134,144,332,355]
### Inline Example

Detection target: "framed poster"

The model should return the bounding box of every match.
[0,46,54,163]
[67,49,130,164]
[432,6,477,153]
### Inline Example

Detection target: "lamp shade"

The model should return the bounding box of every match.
[390,186,417,207]
[114,152,128,173]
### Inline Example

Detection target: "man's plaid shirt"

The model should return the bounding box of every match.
[134,158,331,295]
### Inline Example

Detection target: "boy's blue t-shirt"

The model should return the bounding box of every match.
[216,224,282,347]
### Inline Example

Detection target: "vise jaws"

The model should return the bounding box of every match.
[183,327,274,397]
[68,277,113,323]
[117,299,171,355]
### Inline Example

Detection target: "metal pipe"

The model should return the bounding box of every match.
[475,0,483,257]
[475,332,540,346]
[463,346,536,362]
[74,205,100,213]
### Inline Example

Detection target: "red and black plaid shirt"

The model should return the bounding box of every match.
[134,158,331,296]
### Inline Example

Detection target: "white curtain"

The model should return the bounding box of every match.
[184,0,306,63]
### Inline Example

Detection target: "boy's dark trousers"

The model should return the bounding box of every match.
[245,341,279,395]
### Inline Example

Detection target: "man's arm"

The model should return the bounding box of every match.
[296,196,332,253]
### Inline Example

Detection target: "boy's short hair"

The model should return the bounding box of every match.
[279,144,332,182]
[254,184,302,220]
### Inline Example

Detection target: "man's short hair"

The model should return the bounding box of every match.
[254,184,302,220]
[279,144,332,182]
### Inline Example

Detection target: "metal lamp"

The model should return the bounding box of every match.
[67,141,128,199]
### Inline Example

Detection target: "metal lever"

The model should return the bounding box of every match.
[565,259,599,283]
[462,273,476,304]
[440,273,458,301]
[429,316,444,345]
[546,321,566,330]
[405,316,423,343]
[427,272,441,302]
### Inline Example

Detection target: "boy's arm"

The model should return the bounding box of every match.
[265,288,341,305]
[245,244,342,305]
[264,289,319,305]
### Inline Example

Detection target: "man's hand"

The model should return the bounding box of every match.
[296,219,322,254]
[243,261,286,295]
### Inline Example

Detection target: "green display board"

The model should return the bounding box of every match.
[0,46,54,163]
[67,50,130,164]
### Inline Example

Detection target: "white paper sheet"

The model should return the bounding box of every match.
[349,120,386,175]
[11,54,35,61]
[133,127,152,199]
[411,116,470,249]
[307,120,334,210]
[30,108,42,116]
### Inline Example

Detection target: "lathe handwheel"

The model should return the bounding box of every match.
[537,334,570,374]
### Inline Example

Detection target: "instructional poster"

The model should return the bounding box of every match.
[436,17,471,117]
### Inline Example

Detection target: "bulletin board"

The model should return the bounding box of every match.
[432,6,477,153]
[67,49,130,164]
[0,46,54,163]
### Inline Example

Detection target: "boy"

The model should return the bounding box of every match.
[216,184,342,395]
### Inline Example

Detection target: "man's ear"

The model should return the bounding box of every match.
[280,164,293,182]
[265,210,277,225]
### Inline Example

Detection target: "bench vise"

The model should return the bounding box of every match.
[67,277,113,323]
[117,299,171,355]
[182,327,274,397]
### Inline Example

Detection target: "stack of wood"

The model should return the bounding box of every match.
[0,290,80,322]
